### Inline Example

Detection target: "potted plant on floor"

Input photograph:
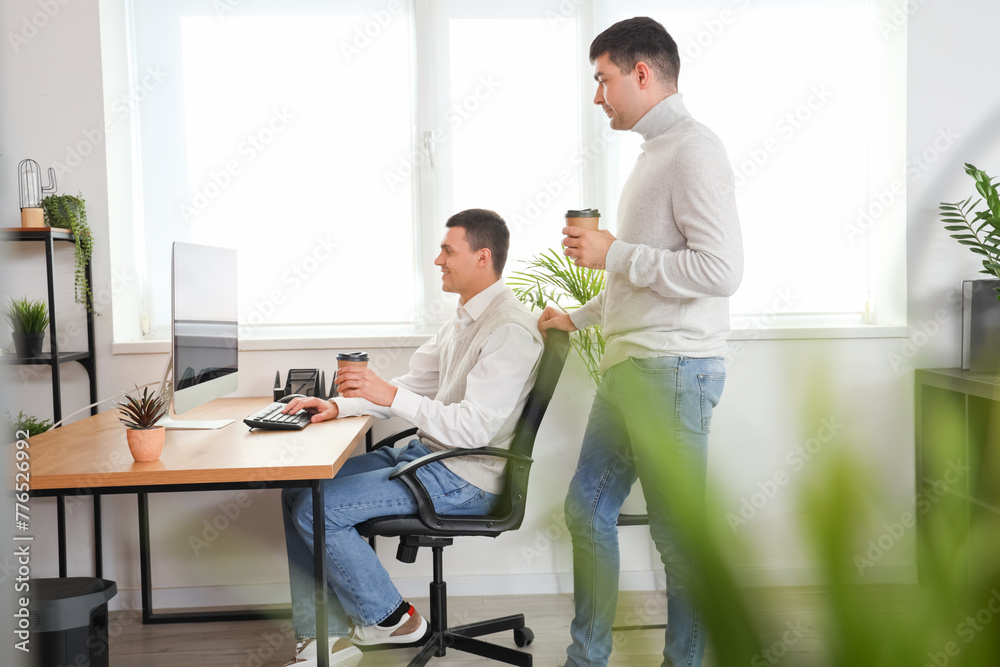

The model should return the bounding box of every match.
[940,163,1000,372]
[40,192,96,314]
[4,296,49,358]
[116,385,169,461]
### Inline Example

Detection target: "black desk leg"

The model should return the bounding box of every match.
[138,492,153,624]
[94,495,103,578]
[313,481,329,667]
[57,495,67,577]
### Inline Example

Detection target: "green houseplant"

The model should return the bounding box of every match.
[508,249,606,386]
[40,192,96,313]
[116,384,169,461]
[939,163,1000,299]
[4,296,49,358]
[940,163,1000,371]
[5,410,52,441]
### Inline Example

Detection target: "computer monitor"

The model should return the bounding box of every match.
[158,242,239,429]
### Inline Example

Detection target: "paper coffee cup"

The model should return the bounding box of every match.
[566,208,600,231]
[333,352,368,397]
[337,352,369,369]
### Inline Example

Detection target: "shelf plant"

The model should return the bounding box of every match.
[40,192,96,313]
[939,163,1000,300]
[116,384,169,461]
[4,296,49,357]
[508,248,605,386]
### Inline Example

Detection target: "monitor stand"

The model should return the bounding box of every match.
[154,354,235,430]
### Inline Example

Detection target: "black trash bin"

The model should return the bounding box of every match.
[29,577,118,667]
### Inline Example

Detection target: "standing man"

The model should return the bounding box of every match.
[281,209,543,667]
[539,17,743,666]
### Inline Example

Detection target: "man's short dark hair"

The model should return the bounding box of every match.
[446,208,510,276]
[589,17,680,87]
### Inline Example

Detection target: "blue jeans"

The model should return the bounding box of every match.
[282,439,498,637]
[564,356,726,667]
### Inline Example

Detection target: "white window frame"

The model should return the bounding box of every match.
[103,0,910,355]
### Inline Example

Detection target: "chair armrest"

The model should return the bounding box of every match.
[388,447,533,480]
[370,427,418,451]
[388,447,534,531]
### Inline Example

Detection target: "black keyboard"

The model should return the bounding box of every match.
[243,402,312,431]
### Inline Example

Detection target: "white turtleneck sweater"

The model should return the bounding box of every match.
[571,93,743,373]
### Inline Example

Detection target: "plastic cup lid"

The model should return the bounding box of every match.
[565,208,600,217]
[337,352,369,361]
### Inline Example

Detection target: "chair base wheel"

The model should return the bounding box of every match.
[514,627,534,647]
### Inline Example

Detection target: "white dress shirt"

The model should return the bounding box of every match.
[333,279,543,449]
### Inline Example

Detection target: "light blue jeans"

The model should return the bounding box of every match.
[564,356,726,667]
[282,439,498,637]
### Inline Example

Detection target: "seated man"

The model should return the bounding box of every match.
[280,209,543,667]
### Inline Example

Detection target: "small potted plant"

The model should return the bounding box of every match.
[4,296,49,358]
[116,385,169,461]
[5,410,52,442]
[40,192,96,314]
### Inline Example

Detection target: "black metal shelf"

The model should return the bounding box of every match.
[2,227,98,422]
[3,350,92,365]
[3,226,101,578]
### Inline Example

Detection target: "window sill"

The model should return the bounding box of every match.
[112,322,910,355]
[729,324,909,341]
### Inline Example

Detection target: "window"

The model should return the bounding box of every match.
[108,0,906,344]
[606,0,905,322]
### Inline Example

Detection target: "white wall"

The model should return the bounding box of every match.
[2,0,999,614]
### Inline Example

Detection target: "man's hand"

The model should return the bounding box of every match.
[562,226,616,270]
[335,367,398,407]
[538,305,578,333]
[280,395,339,423]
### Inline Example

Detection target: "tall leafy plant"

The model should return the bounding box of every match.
[508,249,605,386]
[939,163,1000,300]
[40,193,96,313]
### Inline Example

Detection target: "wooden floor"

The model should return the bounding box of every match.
[106,587,917,666]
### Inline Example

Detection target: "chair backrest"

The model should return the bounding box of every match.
[497,329,570,530]
[357,329,570,540]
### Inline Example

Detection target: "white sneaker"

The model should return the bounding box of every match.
[351,605,427,646]
[283,636,363,667]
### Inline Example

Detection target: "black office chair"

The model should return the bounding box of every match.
[356,329,570,667]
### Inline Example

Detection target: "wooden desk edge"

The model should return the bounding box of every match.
[30,414,374,492]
